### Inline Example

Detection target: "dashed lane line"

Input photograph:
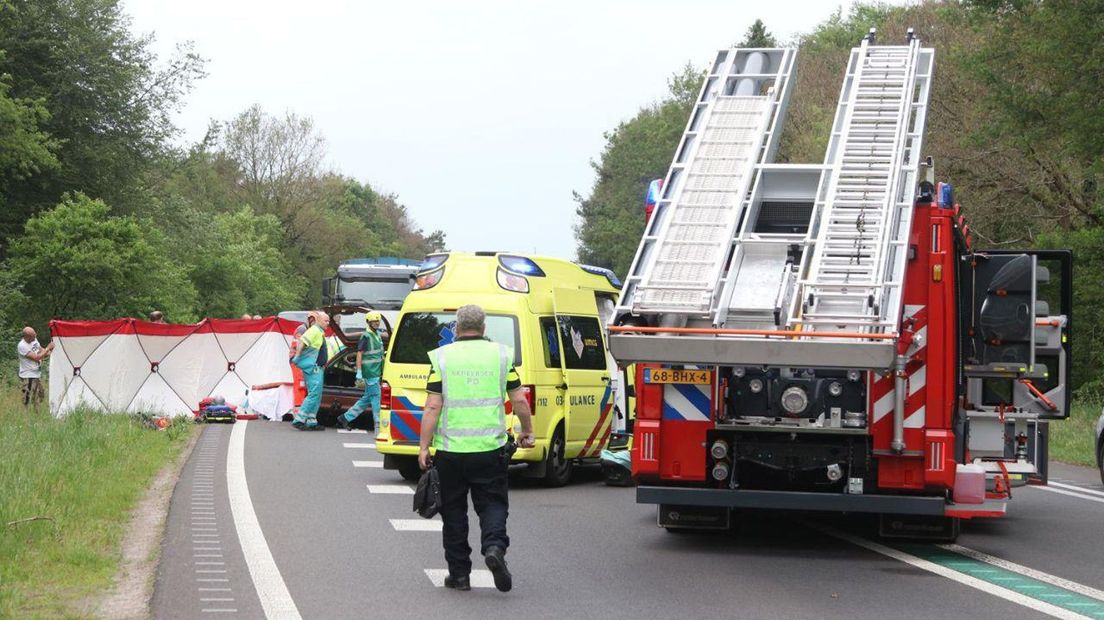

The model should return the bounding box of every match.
[227,420,302,620]
[390,519,442,531]
[367,484,415,495]
[337,429,368,434]
[343,442,377,449]
[423,569,497,589]
[352,461,383,468]
[808,522,1093,620]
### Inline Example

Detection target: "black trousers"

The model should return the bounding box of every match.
[435,448,510,577]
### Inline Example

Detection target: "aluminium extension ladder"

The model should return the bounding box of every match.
[791,33,933,335]
[625,47,796,317]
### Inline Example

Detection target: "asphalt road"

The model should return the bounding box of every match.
[153,421,1104,619]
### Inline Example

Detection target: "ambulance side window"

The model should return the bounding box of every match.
[539,317,561,369]
[557,315,606,371]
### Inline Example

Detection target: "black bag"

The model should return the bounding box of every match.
[413,466,441,519]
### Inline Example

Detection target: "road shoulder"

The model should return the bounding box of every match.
[93,426,201,619]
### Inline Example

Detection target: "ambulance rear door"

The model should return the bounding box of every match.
[551,288,614,458]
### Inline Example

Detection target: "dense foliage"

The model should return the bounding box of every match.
[574,1,1102,394]
[0,0,444,376]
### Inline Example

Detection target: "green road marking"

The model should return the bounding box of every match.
[898,544,1104,618]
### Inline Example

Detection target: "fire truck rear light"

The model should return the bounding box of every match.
[711,462,730,481]
[710,439,729,460]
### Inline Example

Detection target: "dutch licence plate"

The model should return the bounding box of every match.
[643,369,711,384]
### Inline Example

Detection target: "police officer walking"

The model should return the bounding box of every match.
[418,304,535,592]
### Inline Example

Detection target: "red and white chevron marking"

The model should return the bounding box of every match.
[870,304,927,430]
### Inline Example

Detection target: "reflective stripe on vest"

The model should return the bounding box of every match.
[432,340,511,452]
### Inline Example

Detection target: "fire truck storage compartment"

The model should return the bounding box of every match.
[707,429,875,491]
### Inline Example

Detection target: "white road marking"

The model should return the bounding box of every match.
[202,609,238,613]
[197,570,228,574]
[198,588,232,592]
[810,523,1089,620]
[1048,481,1104,498]
[424,569,497,588]
[196,578,230,582]
[390,519,442,531]
[201,598,235,602]
[367,484,414,495]
[940,543,1104,602]
[1033,485,1104,505]
[227,420,302,619]
[352,461,383,468]
[195,562,225,566]
[343,442,377,449]
[338,429,368,434]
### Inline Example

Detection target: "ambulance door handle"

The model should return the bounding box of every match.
[600,375,611,383]
[556,382,568,391]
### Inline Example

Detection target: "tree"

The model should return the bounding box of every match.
[574,65,703,276]
[0,70,58,202]
[739,19,778,47]
[185,207,307,318]
[6,193,197,326]
[0,0,205,245]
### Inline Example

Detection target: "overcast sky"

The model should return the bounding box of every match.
[124,0,873,260]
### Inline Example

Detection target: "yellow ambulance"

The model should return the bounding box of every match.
[377,252,626,486]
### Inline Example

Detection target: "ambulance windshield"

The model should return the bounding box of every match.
[389,312,521,365]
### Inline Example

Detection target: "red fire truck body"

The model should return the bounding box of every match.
[607,32,1071,539]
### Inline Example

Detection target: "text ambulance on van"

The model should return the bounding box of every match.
[376,252,628,486]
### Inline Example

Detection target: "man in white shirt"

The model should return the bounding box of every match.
[17,326,53,407]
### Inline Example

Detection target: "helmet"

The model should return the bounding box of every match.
[366,311,382,323]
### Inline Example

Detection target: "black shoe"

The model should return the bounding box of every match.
[337,416,350,430]
[444,575,470,591]
[484,546,512,592]
[305,424,324,431]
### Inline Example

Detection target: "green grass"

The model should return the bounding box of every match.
[0,387,195,618]
[1049,400,1101,468]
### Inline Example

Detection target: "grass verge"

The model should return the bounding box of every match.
[1049,400,1100,468]
[0,388,195,618]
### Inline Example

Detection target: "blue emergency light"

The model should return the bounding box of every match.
[498,255,546,277]
[938,183,954,209]
[418,254,449,272]
[580,264,622,288]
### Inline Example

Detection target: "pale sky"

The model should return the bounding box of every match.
[124,0,873,260]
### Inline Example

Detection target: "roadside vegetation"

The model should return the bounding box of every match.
[1050,401,1100,468]
[0,387,195,618]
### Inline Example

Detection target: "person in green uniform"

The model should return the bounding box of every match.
[291,311,329,430]
[340,311,386,430]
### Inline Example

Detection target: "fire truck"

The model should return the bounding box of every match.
[607,30,1072,540]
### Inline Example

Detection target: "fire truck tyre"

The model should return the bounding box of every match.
[543,426,572,487]
[398,457,422,482]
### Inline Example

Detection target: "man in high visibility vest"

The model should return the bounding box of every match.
[291,311,330,430]
[339,311,385,430]
[418,304,535,593]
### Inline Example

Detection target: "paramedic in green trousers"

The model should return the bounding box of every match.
[418,304,535,593]
[292,311,329,430]
[339,311,385,430]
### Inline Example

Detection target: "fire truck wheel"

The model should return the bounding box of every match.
[542,425,572,488]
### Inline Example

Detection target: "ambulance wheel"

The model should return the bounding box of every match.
[398,458,422,482]
[543,426,572,487]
